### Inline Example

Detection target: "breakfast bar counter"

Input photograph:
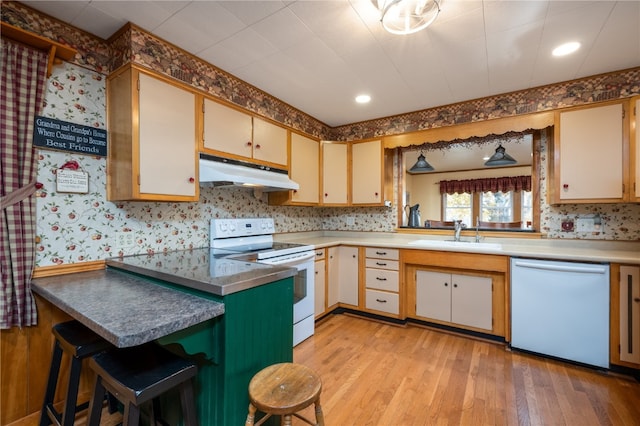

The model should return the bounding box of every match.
[31,268,226,348]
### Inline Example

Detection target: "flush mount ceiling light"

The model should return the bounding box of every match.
[552,41,581,57]
[372,0,441,35]
[355,94,371,103]
[484,144,517,167]
[408,152,434,173]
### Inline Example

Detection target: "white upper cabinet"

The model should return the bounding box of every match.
[551,100,630,204]
[252,117,287,166]
[201,97,287,167]
[107,66,197,201]
[321,142,349,205]
[352,140,383,205]
[290,133,320,204]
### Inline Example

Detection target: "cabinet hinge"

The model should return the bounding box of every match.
[136,77,140,92]
[137,175,140,186]
[202,100,205,114]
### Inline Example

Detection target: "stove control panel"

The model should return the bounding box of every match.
[210,217,275,240]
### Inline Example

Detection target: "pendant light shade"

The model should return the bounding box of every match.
[484,144,517,167]
[373,0,441,35]
[408,152,434,173]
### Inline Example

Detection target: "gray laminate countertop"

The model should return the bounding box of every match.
[105,248,298,296]
[32,268,225,348]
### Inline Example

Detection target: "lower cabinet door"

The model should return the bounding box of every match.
[451,274,492,330]
[416,270,451,323]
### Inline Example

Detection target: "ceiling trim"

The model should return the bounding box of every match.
[382,111,554,149]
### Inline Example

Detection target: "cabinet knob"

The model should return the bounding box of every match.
[293,189,297,193]
[634,298,640,302]
[255,144,261,149]
[324,193,328,197]
[563,184,569,190]
[375,192,379,196]
[352,255,356,258]
[188,177,195,183]
[454,283,458,288]
[246,141,252,147]
[444,283,448,287]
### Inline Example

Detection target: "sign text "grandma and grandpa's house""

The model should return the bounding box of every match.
[33,116,107,157]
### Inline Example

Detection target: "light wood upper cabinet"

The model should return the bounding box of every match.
[352,139,383,205]
[201,97,287,167]
[290,133,320,204]
[550,100,630,204]
[201,98,252,158]
[321,142,349,205]
[107,66,198,201]
[252,117,287,165]
[269,132,320,206]
[320,139,385,206]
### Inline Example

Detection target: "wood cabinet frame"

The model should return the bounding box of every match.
[403,249,509,339]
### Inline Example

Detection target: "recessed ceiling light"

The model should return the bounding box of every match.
[355,94,371,104]
[552,41,581,57]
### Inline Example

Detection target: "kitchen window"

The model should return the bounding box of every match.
[441,176,532,228]
[443,190,532,227]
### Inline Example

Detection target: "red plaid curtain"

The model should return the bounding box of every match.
[439,175,532,195]
[1,39,48,328]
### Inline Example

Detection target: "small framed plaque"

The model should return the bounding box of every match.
[56,168,89,193]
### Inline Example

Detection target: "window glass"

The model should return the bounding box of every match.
[522,191,533,227]
[443,193,471,225]
[481,191,513,222]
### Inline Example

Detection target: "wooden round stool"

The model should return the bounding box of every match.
[245,363,324,426]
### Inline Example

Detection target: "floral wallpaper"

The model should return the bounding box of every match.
[4,2,638,268]
[33,65,638,269]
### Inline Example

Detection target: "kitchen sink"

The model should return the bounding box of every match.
[407,239,503,250]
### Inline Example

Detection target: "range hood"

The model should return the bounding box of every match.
[199,153,298,192]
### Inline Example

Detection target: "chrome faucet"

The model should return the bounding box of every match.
[454,220,465,241]
[475,216,482,243]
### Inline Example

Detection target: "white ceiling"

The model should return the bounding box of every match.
[21,0,640,127]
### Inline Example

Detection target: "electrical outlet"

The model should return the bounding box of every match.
[116,231,135,248]
[346,216,355,226]
[561,220,574,232]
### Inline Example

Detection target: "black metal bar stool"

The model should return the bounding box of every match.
[39,320,113,426]
[87,342,199,426]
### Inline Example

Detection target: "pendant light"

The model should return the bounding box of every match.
[484,144,517,167]
[373,0,441,35]
[408,152,434,173]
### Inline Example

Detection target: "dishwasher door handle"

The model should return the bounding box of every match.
[512,260,608,275]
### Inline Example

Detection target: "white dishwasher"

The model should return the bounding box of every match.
[510,258,609,368]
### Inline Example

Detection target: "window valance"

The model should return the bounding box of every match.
[439,175,531,195]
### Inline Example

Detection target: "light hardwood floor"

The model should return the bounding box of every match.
[292,314,640,426]
[12,313,640,425]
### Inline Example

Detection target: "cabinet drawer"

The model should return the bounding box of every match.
[314,249,325,261]
[366,289,399,315]
[365,248,399,260]
[365,268,399,292]
[365,258,399,270]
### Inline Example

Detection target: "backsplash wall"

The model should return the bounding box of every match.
[34,62,640,268]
